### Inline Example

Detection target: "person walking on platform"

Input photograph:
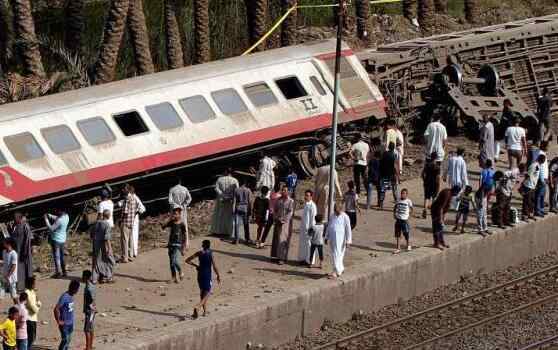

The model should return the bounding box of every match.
[479,114,495,167]
[260,184,281,248]
[350,135,370,195]
[326,204,352,279]
[162,208,187,283]
[271,186,294,265]
[211,168,239,237]
[45,209,69,278]
[298,190,317,266]
[366,150,381,209]
[168,178,192,249]
[343,181,360,229]
[421,152,441,219]
[253,186,270,249]
[256,152,276,191]
[11,213,32,292]
[430,186,459,250]
[393,188,413,254]
[185,240,221,319]
[378,142,400,209]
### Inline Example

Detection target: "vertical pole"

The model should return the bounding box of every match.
[327,0,345,221]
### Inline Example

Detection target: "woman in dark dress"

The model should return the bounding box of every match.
[185,240,221,319]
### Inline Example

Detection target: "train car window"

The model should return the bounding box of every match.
[211,88,248,115]
[310,76,327,96]
[41,125,81,154]
[4,132,45,162]
[77,117,116,146]
[325,57,358,79]
[275,77,308,100]
[113,111,149,136]
[179,95,216,123]
[0,150,6,166]
[145,102,184,130]
[244,83,278,107]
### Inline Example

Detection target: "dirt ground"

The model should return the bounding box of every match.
[3,139,553,350]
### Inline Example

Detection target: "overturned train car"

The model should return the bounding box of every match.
[0,39,386,217]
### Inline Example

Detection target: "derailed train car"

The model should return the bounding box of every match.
[358,14,558,136]
[0,39,385,216]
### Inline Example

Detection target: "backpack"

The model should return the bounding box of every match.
[481,169,494,191]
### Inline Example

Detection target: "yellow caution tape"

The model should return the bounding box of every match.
[242,0,402,56]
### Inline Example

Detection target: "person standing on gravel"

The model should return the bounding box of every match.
[256,152,276,191]
[90,210,115,284]
[326,204,352,279]
[211,168,239,238]
[11,212,32,292]
[168,178,192,249]
[118,185,138,263]
[44,209,69,278]
[479,114,495,167]
[271,186,294,265]
[351,135,370,195]
[423,114,447,164]
[505,117,527,171]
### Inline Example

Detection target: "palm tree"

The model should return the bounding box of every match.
[194,0,210,64]
[11,0,45,77]
[418,0,435,34]
[245,0,268,52]
[64,0,85,55]
[0,0,13,77]
[165,0,184,69]
[93,0,130,84]
[281,0,297,47]
[128,0,154,75]
[402,0,417,22]
[434,0,447,14]
[355,0,369,41]
[464,0,480,24]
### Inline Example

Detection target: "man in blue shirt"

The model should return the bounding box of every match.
[45,209,69,278]
[54,280,80,350]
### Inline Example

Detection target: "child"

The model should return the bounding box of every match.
[0,307,19,350]
[494,171,514,228]
[474,188,490,236]
[161,208,187,283]
[54,280,80,350]
[453,185,475,234]
[286,169,298,197]
[185,240,221,319]
[253,186,270,249]
[480,159,496,199]
[308,215,325,269]
[422,152,441,219]
[24,277,40,350]
[82,270,96,350]
[15,293,28,350]
[366,151,381,209]
[2,238,18,304]
[393,188,413,253]
[343,181,360,229]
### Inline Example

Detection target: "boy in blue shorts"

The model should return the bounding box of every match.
[393,188,413,254]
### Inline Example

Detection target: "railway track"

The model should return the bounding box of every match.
[519,335,558,350]
[313,264,558,350]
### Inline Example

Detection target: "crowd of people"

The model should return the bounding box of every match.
[0,93,556,349]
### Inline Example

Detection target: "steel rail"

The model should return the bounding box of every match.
[313,264,558,350]
[517,335,558,350]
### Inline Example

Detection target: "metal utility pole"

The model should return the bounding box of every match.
[327,0,345,221]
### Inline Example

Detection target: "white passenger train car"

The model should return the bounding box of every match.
[0,39,386,211]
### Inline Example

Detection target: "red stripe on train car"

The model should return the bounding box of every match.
[0,101,385,203]
[314,49,354,61]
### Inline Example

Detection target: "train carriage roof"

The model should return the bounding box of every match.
[0,39,348,122]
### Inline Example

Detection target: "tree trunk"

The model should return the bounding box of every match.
[193,0,210,64]
[93,0,130,85]
[64,0,84,55]
[165,0,184,69]
[10,0,45,77]
[464,0,481,24]
[402,0,417,20]
[127,0,154,75]
[245,0,268,52]
[281,0,297,47]
[175,0,189,65]
[418,0,435,34]
[0,0,13,76]
[434,0,447,14]
[355,0,369,41]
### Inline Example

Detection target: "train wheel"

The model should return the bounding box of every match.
[296,150,319,177]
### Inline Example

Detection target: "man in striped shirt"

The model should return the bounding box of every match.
[119,184,138,263]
